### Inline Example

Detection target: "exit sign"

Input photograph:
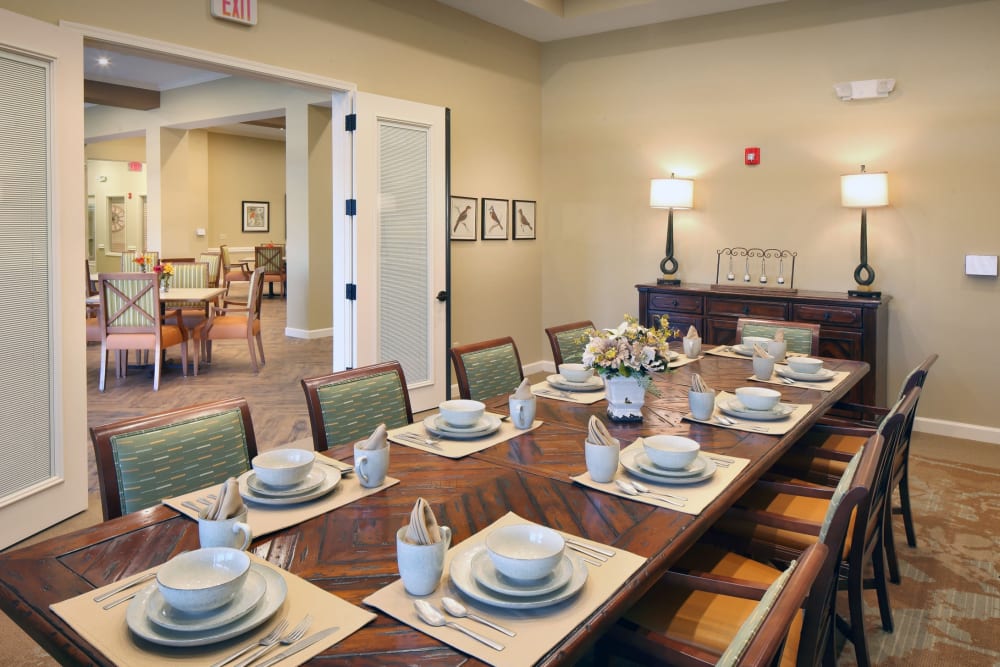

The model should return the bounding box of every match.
[128,161,143,172]
[211,0,257,26]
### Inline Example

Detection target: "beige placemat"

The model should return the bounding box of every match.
[164,465,400,538]
[705,345,809,362]
[749,369,852,392]
[667,354,702,369]
[531,381,606,404]
[51,554,375,666]
[682,390,812,436]
[571,441,751,516]
[363,512,645,667]
[388,415,542,458]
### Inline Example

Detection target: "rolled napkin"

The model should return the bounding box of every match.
[587,415,616,446]
[753,343,773,359]
[685,325,700,339]
[204,477,244,520]
[402,497,442,545]
[357,423,388,450]
[512,377,533,400]
[774,330,785,342]
[690,372,713,393]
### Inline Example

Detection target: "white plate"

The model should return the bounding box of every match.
[238,466,340,506]
[246,468,325,497]
[731,344,755,356]
[621,448,717,485]
[545,374,604,392]
[471,549,573,598]
[634,451,709,477]
[775,367,836,382]
[450,544,587,610]
[146,568,266,633]
[126,563,287,647]
[719,399,794,421]
[423,414,502,440]
[430,413,497,434]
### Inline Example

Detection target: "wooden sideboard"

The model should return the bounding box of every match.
[637,283,890,407]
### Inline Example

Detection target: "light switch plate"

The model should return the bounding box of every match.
[965,255,998,277]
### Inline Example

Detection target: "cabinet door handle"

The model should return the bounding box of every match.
[823,312,831,321]
[742,305,750,315]
[672,299,679,307]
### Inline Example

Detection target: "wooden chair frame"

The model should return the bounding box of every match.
[545,320,594,368]
[219,244,251,291]
[735,318,820,356]
[199,267,266,372]
[255,245,286,298]
[450,336,524,401]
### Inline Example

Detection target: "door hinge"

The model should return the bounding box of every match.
[345,283,357,301]
[346,199,357,216]
[345,113,357,131]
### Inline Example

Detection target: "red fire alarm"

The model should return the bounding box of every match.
[745,147,760,165]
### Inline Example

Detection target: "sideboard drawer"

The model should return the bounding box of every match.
[793,304,864,329]
[648,293,703,314]
[706,298,787,320]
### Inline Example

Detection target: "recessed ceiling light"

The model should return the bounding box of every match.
[97,56,110,66]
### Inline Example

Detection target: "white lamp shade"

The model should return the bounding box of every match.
[841,171,889,208]
[650,178,694,209]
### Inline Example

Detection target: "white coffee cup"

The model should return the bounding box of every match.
[585,439,620,483]
[197,509,252,550]
[509,396,537,429]
[688,389,717,421]
[355,444,390,488]
[396,525,452,596]
[683,336,702,358]
[766,340,787,362]
[753,356,776,381]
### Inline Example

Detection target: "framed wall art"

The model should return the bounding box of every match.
[450,195,478,241]
[242,200,270,233]
[481,198,509,240]
[513,200,536,240]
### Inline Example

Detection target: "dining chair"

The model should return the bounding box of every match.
[219,244,251,291]
[301,361,413,451]
[89,397,259,520]
[450,337,524,402]
[120,250,160,272]
[165,261,211,330]
[545,320,594,367]
[198,251,223,288]
[735,318,820,356]
[197,267,266,372]
[255,245,286,298]
[97,272,192,391]
[86,260,101,342]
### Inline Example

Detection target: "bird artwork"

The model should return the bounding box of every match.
[488,205,504,234]
[518,208,533,232]
[452,204,472,233]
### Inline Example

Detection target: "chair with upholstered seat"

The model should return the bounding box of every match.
[736,318,820,355]
[89,398,258,520]
[450,337,524,402]
[255,245,286,298]
[219,244,251,291]
[120,250,159,273]
[198,251,223,288]
[301,361,413,451]
[164,261,211,330]
[545,320,594,368]
[197,267,266,372]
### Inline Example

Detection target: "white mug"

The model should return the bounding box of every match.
[683,336,702,358]
[355,444,390,488]
[197,509,252,550]
[396,525,452,596]
[753,356,776,381]
[688,389,716,421]
[585,439,620,483]
[509,396,537,429]
[766,340,787,362]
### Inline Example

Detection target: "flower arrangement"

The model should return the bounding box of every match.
[153,262,174,289]
[134,255,147,271]
[582,315,678,389]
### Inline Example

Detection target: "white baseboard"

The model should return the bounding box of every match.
[284,327,333,339]
[914,417,1000,445]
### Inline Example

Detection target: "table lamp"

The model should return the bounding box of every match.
[650,175,694,285]
[841,165,888,298]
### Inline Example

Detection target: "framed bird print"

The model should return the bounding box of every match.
[513,200,536,240]
[482,198,509,240]
[450,195,477,241]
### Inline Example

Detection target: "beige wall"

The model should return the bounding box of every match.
[541,0,1000,429]
[207,133,286,249]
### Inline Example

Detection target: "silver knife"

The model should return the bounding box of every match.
[93,572,157,602]
[254,627,339,667]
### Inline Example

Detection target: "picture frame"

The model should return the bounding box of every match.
[450,196,478,241]
[512,200,536,240]
[242,200,270,233]
[481,198,509,240]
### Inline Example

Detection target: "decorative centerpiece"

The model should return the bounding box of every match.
[154,262,174,291]
[134,255,147,272]
[583,315,677,422]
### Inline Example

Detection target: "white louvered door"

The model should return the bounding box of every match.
[352,94,446,412]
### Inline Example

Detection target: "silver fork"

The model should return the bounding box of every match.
[233,615,312,667]
[396,432,441,448]
[209,617,288,667]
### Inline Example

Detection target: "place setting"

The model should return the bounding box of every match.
[531,363,606,404]
[666,326,706,370]
[683,381,813,435]
[364,506,644,667]
[752,355,851,391]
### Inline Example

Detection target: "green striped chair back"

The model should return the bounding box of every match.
[315,371,410,448]
[198,253,222,287]
[101,274,159,331]
[255,246,284,274]
[554,326,591,365]
[741,322,815,355]
[169,262,210,310]
[460,343,523,402]
[121,251,159,272]
[108,408,252,515]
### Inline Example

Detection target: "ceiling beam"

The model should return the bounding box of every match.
[84,80,160,110]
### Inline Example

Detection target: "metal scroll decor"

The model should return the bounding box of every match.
[715,248,797,289]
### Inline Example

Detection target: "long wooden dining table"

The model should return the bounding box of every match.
[0,351,867,665]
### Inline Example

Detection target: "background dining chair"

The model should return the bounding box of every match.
[545,320,594,368]
[255,245,286,298]
[736,318,820,356]
[97,272,192,391]
[120,250,160,272]
[450,337,524,402]
[89,397,259,520]
[165,261,211,330]
[301,361,413,451]
[219,244,251,291]
[197,267,266,372]
[198,251,222,288]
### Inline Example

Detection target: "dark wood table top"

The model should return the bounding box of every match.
[0,353,867,666]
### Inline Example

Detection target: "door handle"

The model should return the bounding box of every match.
[436,290,448,302]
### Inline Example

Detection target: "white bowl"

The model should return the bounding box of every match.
[252,449,315,488]
[735,387,781,411]
[485,524,565,581]
[788,357,824,374]
[742,335,771,349]
[156,547,251,614]
[643,435,700,469]
[558,363,594,383]
[438,399,485,428]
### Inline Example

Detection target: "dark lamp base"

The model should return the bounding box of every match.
[848,289,882,299]
[657,277,681,286]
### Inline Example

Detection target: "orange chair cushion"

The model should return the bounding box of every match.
[206,316,259,339]
[105,326,185,350]
[720,488,855,555]
[779,430,866,477]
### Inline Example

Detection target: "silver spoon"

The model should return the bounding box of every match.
[441,597,516,637]
[615,479,683,507]
[630,480,687,503]
[413,600,505,651]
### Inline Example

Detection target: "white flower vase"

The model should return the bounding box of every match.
[604,375,646,422]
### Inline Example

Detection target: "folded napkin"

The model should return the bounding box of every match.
[773,330,785,342]
[690,372,713,393]
[402,497,442,545]
[204,477,244,520]
[512,378,533,400]
[753,343,773,359]
[357,423,388,450]
[587,415,617,446]
[685,325,700,339]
